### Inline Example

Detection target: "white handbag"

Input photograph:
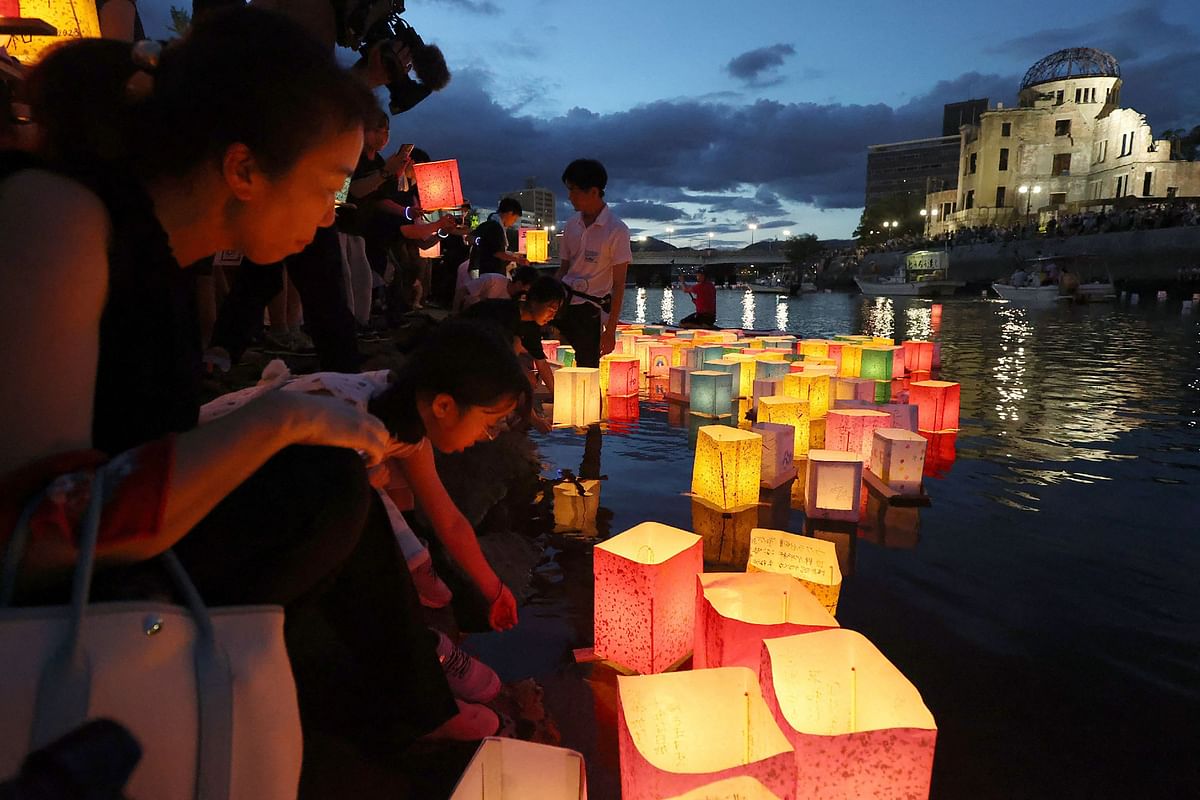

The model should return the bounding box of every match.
[0,471,303,800]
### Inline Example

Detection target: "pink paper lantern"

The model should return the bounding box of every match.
[411,159,464,210]
[760,630,937,800]
[542,339,560,363]
[695,572,837,674]
[804,450,863,522]
[593,522,703,674]
[608,356,640,398]
[834,377,876,404]
[824,409,892,468]
[617,668,797,800]
[902,340,934,373]
[909,380,961,432]
[649,344,674,378]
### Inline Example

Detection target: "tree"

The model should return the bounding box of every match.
[783,233,822,264]
[1164,125,1200,161]
[854,193,924,242]
[168,6,191,36]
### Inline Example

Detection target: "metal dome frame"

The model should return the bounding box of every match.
[1020,47,1120,90]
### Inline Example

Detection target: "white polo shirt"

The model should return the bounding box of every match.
[560,204,632,305]
[462,273,511,307]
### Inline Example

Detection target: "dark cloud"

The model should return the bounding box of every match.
[986,6,1197,65]
[725,44,796,86]
[610,201,688,222]
[426,0,502,15]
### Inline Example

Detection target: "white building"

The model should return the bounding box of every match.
[930,47,1200,234]
[501,182,557,231]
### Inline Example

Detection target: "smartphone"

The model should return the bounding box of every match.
[398,143,415,160]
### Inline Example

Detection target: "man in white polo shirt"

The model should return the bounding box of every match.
[554,159,631,368]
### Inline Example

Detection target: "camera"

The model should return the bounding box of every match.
[341,0,451,115]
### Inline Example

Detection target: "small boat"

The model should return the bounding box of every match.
[991,254,1115,305]
[855,250,964,297]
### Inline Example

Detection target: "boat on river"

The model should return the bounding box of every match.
[991,254,1115,305]
[855,250,964,297]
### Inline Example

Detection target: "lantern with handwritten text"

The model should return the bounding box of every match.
[757,395,811,457]
[910,380,960,432]
[747,528,842,616]
[412,159,464,209]
[760,630,937,799]
[552,367,601,427]
[693,426,762,510]
[606,355,641,398]
[449,737,587,800]
[751,421,795,488]
[617,668,796,800]
[663,777,783,800]
[524,228,548,263]
[690,371,734,418]
[0,0,100,62]
[825,409,891,468]
[870,428,927,495]
[804,450,863,522]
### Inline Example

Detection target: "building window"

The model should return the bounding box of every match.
[1106,87,1112,103]
[1074,88,1082,103]
[1093,139,1107,163]
[995,186,1006,207]
[1090,88,1097,102]
[998,148,1009,171]
[1049,192,1066,206]
[965,190,975,210]
[968,153,977,174]
[1052,153,1072,176]
[1055,119,1071,137]
[1001,122,1012,137]
[1167,187,1178,199]
[1142,171,1153,196]
[1055,90,1064,105]
[1115,175,1126,197]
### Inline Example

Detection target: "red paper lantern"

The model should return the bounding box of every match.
[909,380,960,432]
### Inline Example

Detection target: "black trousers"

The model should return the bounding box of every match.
[555,302,602,368]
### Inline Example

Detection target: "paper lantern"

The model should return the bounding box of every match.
[684,347,706,372]
[643,325,666,336]
[809,417,826,449]
[910,380,960,432]
[825,409,891,468]
[649,344,674,378]
[616,668,796,800]
[871,336,895,346]
[674,330,696,341]
[751,421,796,489]
[849,402,919,432]
[618,331,639,355]
[747,528,842,616]
[605,355,640,397]
[635,337,656,372]
[608,395,640,428]
[869,428,927,495]
[559,346,576,367]
[648,376,669,402]
[838,344,863,377]
[751,377,782,413]
[902,340,934,374]
[0,0,100,62]
[542,339,560,363]
[760,630,937,800]
[668,365,692,401]
[692,426,762,510]
[692,498,755,569]
[756,360,790,381]
[594,522,703,674]
[697,344,727,367]
[782,372,830,420]
[552,479,600,537]
[552,367,601,427]
[524,228,549,263]
[663,777,783,800]
[859,346,895,381]
[799,339,830,360]
[727,354,759,397]
[695,572,837,672]
[920,431,957,477]
[690,371,733,418]
[762,336,796,351]
[757,395,811,457]
[804,450,863,522]
[833,377,876,403]
[672,341,694,366]
[412,159,464,209]
[708,357,746,398]
[449,737,587,799]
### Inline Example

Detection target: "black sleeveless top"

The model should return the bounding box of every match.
[0,152,202,455]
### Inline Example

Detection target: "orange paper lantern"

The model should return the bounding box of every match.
[902,340,934,373]
[412,159,464,210]
[910,380,960,432]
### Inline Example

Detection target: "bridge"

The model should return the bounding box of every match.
[539,247,794,285]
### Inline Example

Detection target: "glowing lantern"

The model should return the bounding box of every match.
[747,528,842,615]
[684,347,707,372]
[859,346,895,381]
[663,777,782,800]
[649,344,674,378]
[760,630,937,800]
[412,159,464,210]
[692,426,762,510]
[524,228,549,263]
[751,377,783,413]
[552,367,601,427]
[920,431,957,477]
[757,395,811,457]
[799,339,830,360]
[862,402,919,432]
[616,668,795,800]
[692,498,755,569]
[671,341,694,366]
[542,339,560,363]
[605,355,640,397]
[751,421,796,488]
[744,339,765,350]
[690,371,733,418]
[0,0,100,62]
[708,358,746,398]
[757,360,790,381]
[559,346,576,367]
[698,344,727,366]
[871,336,895,346]
[825,409,891,468]
[618,331,638,355]
[903,340,934,373]
[804,449,863,522]
[910,380,960,432]
[695,572,837,672]
[668,365,691,401]
[869,428,927,495]
[644,325,666,336]
[727,354,759,396]
[834,377,876,403]
[762,336,796,350]
[552,479,600,537]
[674,330,696,341]
[839,344,863,377]
[783,372,830,420]
[449,737,587,799]
[594,522,703,674]
[635,337,656,372]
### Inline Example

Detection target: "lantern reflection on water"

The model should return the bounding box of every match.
[747,528,842,616]
[449,737,587,800]
[552,479,600,537]
[691,498,756,569]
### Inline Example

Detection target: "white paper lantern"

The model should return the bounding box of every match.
[751,422,795,489]
[746,528,842,615]
[449,737,587,799]
[804,450,863,522]
[553,367,602,427]
[869,428,927,495]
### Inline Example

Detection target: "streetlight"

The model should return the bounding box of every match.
[782,229,791,239]
[1018,184,1042,224]
[665,226,674,245]
[748,222,758,245]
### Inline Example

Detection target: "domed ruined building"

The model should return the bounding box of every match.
[928,47,1200,232]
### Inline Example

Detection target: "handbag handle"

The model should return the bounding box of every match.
[1,470,235,800]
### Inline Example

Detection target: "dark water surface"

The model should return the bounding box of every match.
[471,289,1200,799]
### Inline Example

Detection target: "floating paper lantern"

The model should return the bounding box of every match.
[757,360,791,381]
[760,630,937,800]
[751,377,784,414]
[449,737,587,799]
[751,421,796,489]
[902,340,934,374]
[869,428,927,495]
[799,339,830,360]
[762,336,796,351]
[649,344,674,378]
[524,228,549,263]
[839,344,863,377]
[552,479,600,537]
[594,522,703,674]
[606,355,641,397]
[672,342,694,366]
[618,331,639,355]
[873,402,918,432]
[874,379,892,404]
[684,347,706,372]
[643,325,666,336]
[859,346,896,381]
[616,668,796,800]
[635,337,656,372]
[783,372,830,420]
[648,376,669,402]
[552,367,601,427]
[412,159,464,209]
[559,346,576,367]
[692,498,755,569]
[757,395,811,457]
[708,358,746,398]
[747,528,842,616]
[668,365,692,401]
[690,371,734,418]
[834,377,876,403]
[0,0,100,62]
[910,380,960,432]
[674,330,696,341]
[825,409,891,468]
[871,336,895,346]
[695,572,837,672]
[692,426,762,510]
[698,344,727,366]
[804,450,863,522]
[542,339,560,363]
[727,354,759,397]
[663,777,783,800]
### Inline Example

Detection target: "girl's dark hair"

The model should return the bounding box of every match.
[526,276,566,307]
[369,320,530,442]
[28,6,376,178]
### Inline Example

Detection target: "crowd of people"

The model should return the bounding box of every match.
[0,5,632,797]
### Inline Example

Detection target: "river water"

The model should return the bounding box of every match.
[470,288,1200,799]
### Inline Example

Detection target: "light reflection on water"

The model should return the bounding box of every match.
[740,289,755,329]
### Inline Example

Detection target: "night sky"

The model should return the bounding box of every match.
[138,0,1200,241]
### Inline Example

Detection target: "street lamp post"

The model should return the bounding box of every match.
[748,222,758,245]
[1018,184,1042,228]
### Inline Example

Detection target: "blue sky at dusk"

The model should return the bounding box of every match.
[138,0,1200,243]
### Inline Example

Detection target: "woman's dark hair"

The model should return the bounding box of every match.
[28,6,376,178]
[525,276,566,307]
[370,319,530,442]
[510,265,539,286]
[561,158,607,196]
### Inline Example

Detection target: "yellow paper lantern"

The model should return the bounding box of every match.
[695,572,838,672]
[799,339,831,360]
[552,367,601,427]
[593,522,703,674]
[839,344,863,377]
[783,371,830,419]
[692,426,762,511]
[746,528,842,615]
[616,667,796,800]
[449,737,587,799]
[0,0,100,62]
[804,449,863,522]
[757,395,811,457]
[760,630,937,799]
[524,228,548,263]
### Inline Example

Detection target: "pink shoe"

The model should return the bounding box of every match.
[423,699,499,742]
[409,551,453,609]
[435,630,501,704]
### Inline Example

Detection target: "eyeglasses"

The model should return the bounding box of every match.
[482,420,505,441]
